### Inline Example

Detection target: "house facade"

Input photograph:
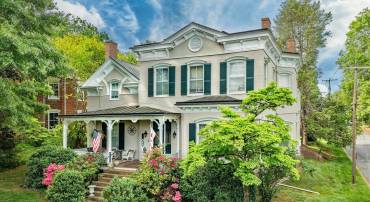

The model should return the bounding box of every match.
[38,78,84,129]
[61,18,301,164]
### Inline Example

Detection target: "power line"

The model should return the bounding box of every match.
[322,78,338,97]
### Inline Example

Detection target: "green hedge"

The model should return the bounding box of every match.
[47,170,85,202]
[181,161,244,202]
[24,145,76,189]
[103,177,153,202]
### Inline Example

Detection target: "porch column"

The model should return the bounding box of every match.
[62,121,69,148]
[176,120,180,158]
[106,120,116,164]
[158,119,164,153]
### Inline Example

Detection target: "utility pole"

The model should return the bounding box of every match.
[351,68,358,184]
[349,66,370,184]
[322,78,337,97]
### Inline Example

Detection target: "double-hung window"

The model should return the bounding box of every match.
[228,60,245,94]
[48,112,59,129]
[110,81,119,100]
[48,82,59,100]
[189,64,204,94]
[155,67,169,96]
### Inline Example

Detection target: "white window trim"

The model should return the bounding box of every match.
[195,120,212,144]
[154,66,169,97]
[278,73,292,88]
[109,80,120,100]
[188,35,203,52]
[48,109,60,130]
[187,63,205,96]
[48,82,60,100]
[227,59,246,95]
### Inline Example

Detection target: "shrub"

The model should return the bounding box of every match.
[47,170,85,202]
[25,145,76,189]
[42,163,65,187]
[181,161,243,202]
[102,177,153,202]
[134,148,181,200]
[66,153,102,187]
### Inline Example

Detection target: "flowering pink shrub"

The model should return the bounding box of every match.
[136,147,182,201]
[42,163,65,187]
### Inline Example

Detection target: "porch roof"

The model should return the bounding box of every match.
[175,95,242,106]
[61,106,179,117]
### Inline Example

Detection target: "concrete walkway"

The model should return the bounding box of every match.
[346,134,370,184]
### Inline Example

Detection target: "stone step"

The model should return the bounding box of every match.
[86,196,102,202]
[103,170,135,175]
[97,177,113,183]
[94,185,106,192]
[92,181,110,187]
[99,172,131,179]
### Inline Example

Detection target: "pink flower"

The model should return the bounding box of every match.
[42,163,65,187]
[170,183,179,190]
[172,191,181,202]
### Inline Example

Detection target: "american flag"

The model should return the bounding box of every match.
[92,130,101,153]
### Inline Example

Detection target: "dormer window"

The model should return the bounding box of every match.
[110,81,119,100]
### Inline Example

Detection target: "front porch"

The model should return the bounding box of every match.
[60,106,181,165]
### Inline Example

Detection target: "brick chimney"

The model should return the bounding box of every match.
[261,17,271,29]
[286,38,296,53]
[104,40,117,60]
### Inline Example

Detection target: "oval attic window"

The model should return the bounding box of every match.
[188,36,202,52]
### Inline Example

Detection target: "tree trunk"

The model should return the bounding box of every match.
[243,185,249,202]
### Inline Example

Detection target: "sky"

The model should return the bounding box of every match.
[54,0,370,93]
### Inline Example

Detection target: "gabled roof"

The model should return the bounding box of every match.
[175,95,242,106]
[61,106,178,117]
[81,57,139,88]
[132,22,229,49]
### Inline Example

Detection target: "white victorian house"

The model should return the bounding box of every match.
[60,18,301,164]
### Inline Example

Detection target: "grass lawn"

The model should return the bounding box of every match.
[274,147,370,202]
[0,166,45,202]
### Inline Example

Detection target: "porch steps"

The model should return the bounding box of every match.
[86,168,136,202]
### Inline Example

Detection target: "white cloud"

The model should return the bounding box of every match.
[117,4,140,33]
[258,0,270,10]
[54,0,106,29]
[319,0,370,64]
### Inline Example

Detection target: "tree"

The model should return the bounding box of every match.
[274,0,332,144]
[337,8,370,124]
[0,0,68,132]
[53,34,105,81]
[307,95,352,147]
[181,83,299,202]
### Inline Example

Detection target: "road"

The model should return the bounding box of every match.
[346,134,370,184]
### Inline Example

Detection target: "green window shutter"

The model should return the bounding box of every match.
[246,59,254,92]
[189,123,196,143]
[204,63,211,95]
[181,65,187,96]
[169,66,176,96]
[220,62,227,94]
[148,68,154,97]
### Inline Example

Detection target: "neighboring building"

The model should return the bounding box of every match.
[38,78,84,129]
[61,18,301,164]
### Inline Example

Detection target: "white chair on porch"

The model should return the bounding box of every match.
[122,149,136,160]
